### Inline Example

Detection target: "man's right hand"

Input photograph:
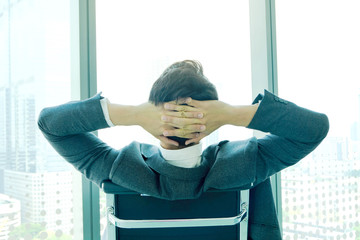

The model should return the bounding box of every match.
[135,100,205,146]
[161,98,231,145]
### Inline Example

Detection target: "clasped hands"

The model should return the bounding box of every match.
[108,96,257,146]
[138,98,230,146]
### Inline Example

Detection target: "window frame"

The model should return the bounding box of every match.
[249,0,282,233]
[71,0,100,239]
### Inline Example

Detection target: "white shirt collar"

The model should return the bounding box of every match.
[159,143,202,168]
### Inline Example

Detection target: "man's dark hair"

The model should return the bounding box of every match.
[149,60,218,146]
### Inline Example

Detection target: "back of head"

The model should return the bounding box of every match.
[149,60,218,146]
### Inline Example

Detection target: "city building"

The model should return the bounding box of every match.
[3,170,74,235]
[0,194,21,240]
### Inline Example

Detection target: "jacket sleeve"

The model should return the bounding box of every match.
[37,93,120,187]
[247,90,329,186]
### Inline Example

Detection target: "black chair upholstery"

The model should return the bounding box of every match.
[102,180,248,240]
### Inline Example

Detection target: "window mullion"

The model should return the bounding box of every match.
[78,0,100,239]
[249,0,282,235]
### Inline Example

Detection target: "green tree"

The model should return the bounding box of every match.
[9,223,44,239]
[34,231,72,240]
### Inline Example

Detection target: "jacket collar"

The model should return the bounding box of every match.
[159,143,202,168]
[140,143,210,181]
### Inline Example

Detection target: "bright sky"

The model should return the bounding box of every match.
[96,0,254,148]
[96,0,360,147]
[276,0,360,138]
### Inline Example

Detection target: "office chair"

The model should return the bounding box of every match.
[102,180,249,240]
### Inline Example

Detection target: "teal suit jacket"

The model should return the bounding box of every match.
[38,90,329,239]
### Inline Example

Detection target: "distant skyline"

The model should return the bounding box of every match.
[0,0,78,239]
[276,1,360,238]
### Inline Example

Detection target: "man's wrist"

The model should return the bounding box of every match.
[108,102,138,126]
[131,103,148,127]
[226,104,258,127]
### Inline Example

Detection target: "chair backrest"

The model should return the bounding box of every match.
[102,180,249,240]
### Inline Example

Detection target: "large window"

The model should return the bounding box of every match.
[6,1,356,239]
[0,0,83,239]
[95,0,252,236]
[276,1,360,239]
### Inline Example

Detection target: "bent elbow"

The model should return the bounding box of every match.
[304,112,330,144]
[37,107,51,134]
[316,113,330,142]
